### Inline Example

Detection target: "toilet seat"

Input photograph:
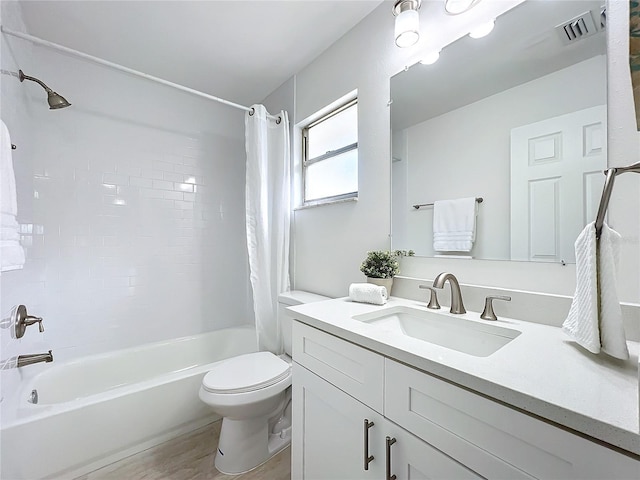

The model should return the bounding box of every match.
[202,351,290,394]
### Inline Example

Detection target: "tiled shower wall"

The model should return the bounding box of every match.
[0,4,254,402]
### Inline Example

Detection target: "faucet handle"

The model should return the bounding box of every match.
[418,285,441,310]
[13,305,44,338]
[481,295,511,321]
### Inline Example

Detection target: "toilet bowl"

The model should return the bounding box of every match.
[199,290,329,475]
[199,351,292,474]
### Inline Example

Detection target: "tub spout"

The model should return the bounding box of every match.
[17,350,53,368]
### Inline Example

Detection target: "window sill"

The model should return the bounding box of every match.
[294,196,358,211]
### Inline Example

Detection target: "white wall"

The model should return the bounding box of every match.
[0,2,253,403]
[286,0,639,302]
[397,56,606,259]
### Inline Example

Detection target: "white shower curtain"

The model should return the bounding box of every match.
[245,104,291,353]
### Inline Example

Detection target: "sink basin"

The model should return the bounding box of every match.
[353,306,521,357]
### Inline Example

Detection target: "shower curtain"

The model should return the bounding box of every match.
[245,104,291,353]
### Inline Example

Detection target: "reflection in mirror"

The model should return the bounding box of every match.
[391,0,606,264]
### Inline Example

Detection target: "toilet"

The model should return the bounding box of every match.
[199,290,329,475]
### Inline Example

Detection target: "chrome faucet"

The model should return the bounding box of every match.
[432,272,466,314]
[17,350,53,368]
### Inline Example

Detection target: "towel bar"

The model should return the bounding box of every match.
[594,162,640,239]
[413,197,483,210]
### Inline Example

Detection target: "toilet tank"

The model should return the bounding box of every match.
[278,290,330,356]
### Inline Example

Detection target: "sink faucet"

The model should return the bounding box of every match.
[432,273,466,314]
[17,350,53,368]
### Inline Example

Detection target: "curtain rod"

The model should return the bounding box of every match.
[1,26,280,122]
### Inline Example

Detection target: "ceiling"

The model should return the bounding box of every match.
[391,0,606,130]
[18,0,385,106]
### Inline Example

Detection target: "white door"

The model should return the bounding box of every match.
[292,362,385,480]
[510,105,606,263]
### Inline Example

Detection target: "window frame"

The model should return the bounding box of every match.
[301,98,358,207]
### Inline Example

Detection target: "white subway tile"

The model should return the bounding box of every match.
[163,190,183,201]
[141,168,164,180]
[140,188,164,199]
[176,183,194,192]
[152,160,174,172]
[152,179,173,191]
[1,51,249,371]
[174,200,194,210]
[130,176,153,188]
[102,173,129,186]
[163,172,184,183]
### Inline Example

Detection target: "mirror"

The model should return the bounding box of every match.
[391,0,607,263]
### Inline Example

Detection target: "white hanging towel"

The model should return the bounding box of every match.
[562,222,628,360]
[0,120,25,272]
[433,197,477,252]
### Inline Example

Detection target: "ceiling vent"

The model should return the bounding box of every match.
[556,11,599,45]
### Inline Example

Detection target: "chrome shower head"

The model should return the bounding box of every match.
[19,69,71,109]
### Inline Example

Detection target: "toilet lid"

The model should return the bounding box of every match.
[202,352,290,394]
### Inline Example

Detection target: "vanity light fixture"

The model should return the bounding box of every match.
[469,19,495,39]
[393,0,421,48]
[419,50,441,65]
[444,0,483,15]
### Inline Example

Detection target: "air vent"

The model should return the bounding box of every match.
[556,11,598,45]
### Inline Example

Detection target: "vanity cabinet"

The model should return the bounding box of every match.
[291,321,640,480]
[293,363,480,479]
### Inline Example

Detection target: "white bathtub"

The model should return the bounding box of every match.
[0,326,257,480]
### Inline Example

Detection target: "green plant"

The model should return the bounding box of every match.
[360,250,415,279]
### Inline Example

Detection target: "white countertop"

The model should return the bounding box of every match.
[287,296,640,455]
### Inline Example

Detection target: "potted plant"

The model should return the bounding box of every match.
[360,250,414,294]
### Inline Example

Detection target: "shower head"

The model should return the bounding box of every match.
[18,69,71,109]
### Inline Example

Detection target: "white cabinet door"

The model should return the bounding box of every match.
[384,421,482,480]
[510,105,606,263]
[292,362,385,480]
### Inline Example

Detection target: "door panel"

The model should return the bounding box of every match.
[510,105,606,263]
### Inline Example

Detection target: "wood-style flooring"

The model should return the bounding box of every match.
[74,421,291,480]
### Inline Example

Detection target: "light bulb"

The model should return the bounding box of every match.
[395,9,420,48]
[469,20,495,39]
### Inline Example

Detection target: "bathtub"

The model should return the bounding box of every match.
[0,326,257,480]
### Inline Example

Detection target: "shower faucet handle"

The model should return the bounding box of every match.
[13,305,44,339]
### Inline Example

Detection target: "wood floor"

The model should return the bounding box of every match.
[74,421,291,480]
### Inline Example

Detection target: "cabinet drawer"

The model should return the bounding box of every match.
[385,359,640,479]
[292,321,384,413]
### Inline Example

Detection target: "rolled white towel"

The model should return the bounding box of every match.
[349,283,387,305]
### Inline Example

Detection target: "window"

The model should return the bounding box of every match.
[302,99,358,206]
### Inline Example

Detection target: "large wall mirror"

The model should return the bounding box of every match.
[391,0,607,264]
